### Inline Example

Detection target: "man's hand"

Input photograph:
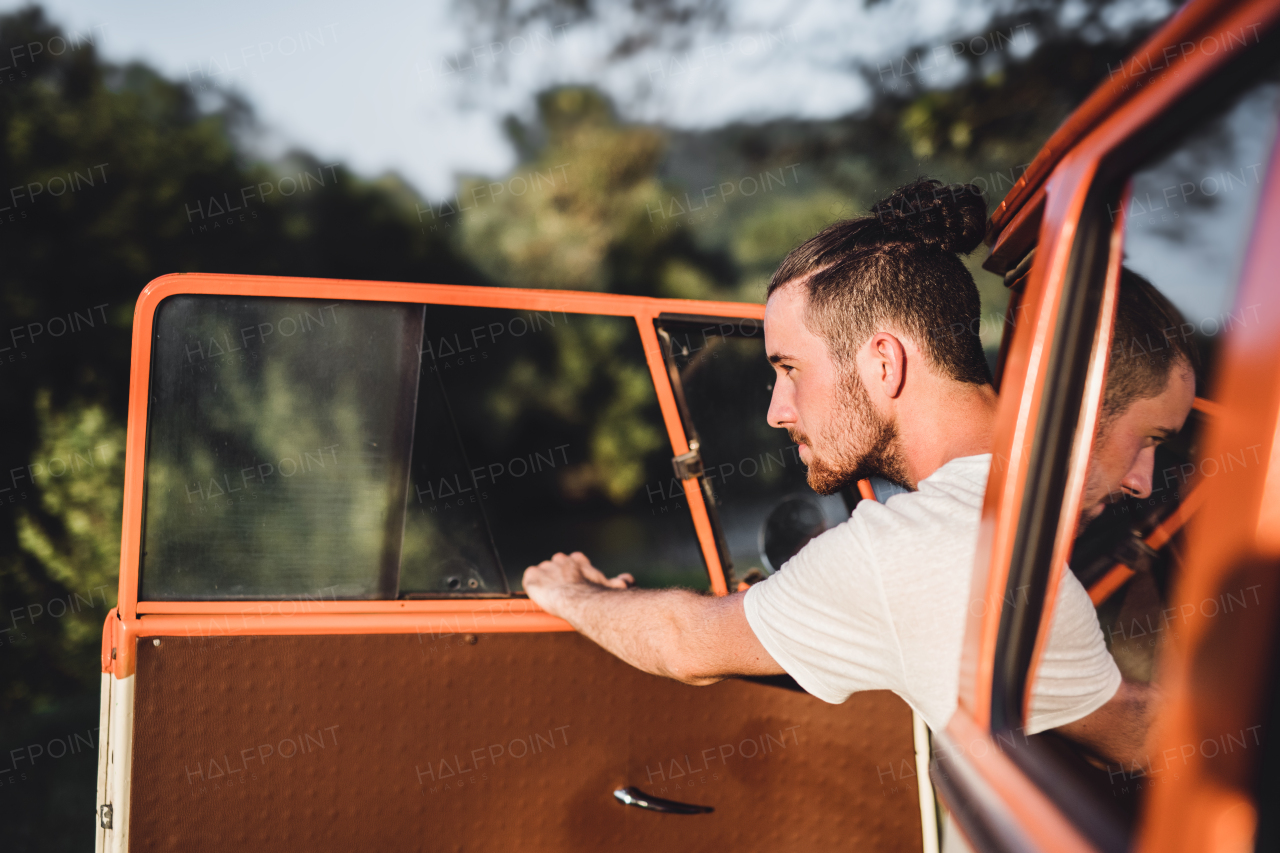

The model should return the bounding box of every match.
[523,551,634,619]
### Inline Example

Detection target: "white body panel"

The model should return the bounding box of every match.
[95,672,134,853]
[915,712,941,853]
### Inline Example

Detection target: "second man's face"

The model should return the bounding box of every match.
[1080,363,1196,529]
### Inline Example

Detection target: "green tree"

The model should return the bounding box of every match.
[460,86,734,299]
[0,9,484,848]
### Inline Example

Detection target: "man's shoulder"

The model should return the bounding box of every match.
[916,452,991,499]
[826,454,988,587]
[863,453,990,523]
[762,454,991,587]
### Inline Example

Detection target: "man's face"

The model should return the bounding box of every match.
[1080,362,1196,528]
[764,283,907,494]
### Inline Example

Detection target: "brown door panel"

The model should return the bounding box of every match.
[130,632,922,851]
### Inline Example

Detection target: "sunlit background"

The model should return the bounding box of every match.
[0,0,1178,847]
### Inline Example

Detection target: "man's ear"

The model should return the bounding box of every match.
[867,332,908,399]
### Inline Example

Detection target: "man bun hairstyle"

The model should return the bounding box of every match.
[1103,268,1200,425]
[768,178,993,386]
[869,179,988,254]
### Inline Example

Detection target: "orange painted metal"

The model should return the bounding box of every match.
[941,711,1100,853]
[857,478,877,501]
[110,273,763,675]
[1020,191,1124,724]
[960,147,1096,730]
[101,607,117,673]
[954,3,1280,850]
[1192,396,1226,418]
[138,598,560,615]
[1136,108,1280,853]
[111,612,573,679]
[989,0,1280,237]
[1086,566,1134,609]
[1085,481,1208,607]
[986,187,1046,275]
[635,313,729,595]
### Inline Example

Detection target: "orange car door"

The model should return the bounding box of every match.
[96,274,928,853]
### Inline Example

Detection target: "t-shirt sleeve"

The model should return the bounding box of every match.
[743,519,904,704]
[1024,569,1123,734]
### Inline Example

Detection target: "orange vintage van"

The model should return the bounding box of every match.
[95,0,1280,850]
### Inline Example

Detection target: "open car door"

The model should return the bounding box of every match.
[96,274,934,852]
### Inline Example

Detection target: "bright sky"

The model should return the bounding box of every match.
[8,0,1158,199]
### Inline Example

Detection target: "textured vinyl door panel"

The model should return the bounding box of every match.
[129,632,921,852]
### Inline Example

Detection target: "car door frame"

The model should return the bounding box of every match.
[934,1,1280,852]
[96,272,770,852]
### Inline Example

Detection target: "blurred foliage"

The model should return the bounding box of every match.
[483,313,667,503]
[0,9,488,843]
[455,0,729,59]
[14,392,124,643]
[0,0,485,733]
[456,0,1170,81]
[0,0,1176,846]
[460,87,732,298]
[142,299,421,600]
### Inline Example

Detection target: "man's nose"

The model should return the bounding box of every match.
[766,379,793,429]
[1120,445,1156,500]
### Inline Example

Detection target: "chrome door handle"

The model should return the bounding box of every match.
[612,786,713,814]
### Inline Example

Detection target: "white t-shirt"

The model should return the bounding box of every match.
[743,453,1121,734]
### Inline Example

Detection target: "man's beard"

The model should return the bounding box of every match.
[1077,424,1116,533]
[791,374,910,496]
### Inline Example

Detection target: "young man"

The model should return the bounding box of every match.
[523,182,1194,764]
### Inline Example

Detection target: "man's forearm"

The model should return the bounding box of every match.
[523,551,783,684]
[546,584,723,684]
[1056,679,1163,767]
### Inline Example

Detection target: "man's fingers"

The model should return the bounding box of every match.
[568,552,596,571]
[524,559,557,576]
[563,551,606,581]
[525,551,626,591]
[581,565,611,585]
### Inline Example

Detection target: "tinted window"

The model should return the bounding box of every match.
[141,296,423,600]
[408,306,706,593]
[1118,71,1280,384]
[1084,66,1280,690]
[658,320,850,586]
[141,295,710,600]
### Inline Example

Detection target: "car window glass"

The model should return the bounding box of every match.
[398,361,508,596]
[1119,72,1280,385]
[409,305,707,593]
[658,320,850,586]
[141,295,423,600]
[141,297,711,600]
[1084,65,1280,659]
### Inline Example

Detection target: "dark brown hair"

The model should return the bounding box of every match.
[1104,268,1200,422]
[767,177,992,385]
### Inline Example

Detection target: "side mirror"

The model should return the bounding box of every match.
[758,494,829,575]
